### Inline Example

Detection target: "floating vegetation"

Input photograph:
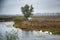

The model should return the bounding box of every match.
[5,29,19,40]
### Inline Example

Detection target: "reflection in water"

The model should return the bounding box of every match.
[0,21,60,40]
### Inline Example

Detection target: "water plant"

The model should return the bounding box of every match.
[5,29,19,40]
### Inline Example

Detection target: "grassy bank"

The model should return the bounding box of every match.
[13,16,60,34]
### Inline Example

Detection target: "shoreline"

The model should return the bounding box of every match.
[14,20,60,34]
[0,16,60,34]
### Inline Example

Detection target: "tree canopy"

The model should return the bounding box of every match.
[21,4,33,20]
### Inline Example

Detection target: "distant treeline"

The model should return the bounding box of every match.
[34,13,60,16]
[0,16,16,22]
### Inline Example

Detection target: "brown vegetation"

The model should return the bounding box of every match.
[14,16,60,34]
[0,16,15,21]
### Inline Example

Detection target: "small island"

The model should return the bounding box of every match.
[13,4,60,34]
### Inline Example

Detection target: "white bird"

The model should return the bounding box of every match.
[49,32,52,35]
[39,30,43,33]
[33,30,38,35]
[28,17,32,20]
[44,31,49,34]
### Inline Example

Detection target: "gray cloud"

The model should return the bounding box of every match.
[0,0,60,15]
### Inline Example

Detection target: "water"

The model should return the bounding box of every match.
[0,21,60,40]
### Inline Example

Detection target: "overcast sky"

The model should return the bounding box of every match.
[0,0,60,15]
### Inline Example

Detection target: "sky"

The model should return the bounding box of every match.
[0,0,60,15]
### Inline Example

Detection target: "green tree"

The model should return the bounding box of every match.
[21,4,33,20]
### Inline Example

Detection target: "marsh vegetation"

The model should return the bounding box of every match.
[14,16,60,34]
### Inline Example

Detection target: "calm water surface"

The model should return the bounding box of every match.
[0,21,60,40]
